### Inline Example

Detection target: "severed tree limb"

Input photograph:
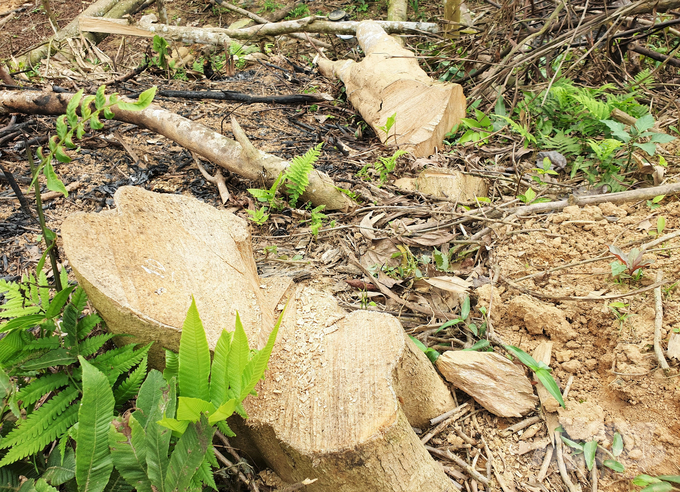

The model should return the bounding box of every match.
[0,90,353,211]
[15,0,149,69]
[78,15,439,47]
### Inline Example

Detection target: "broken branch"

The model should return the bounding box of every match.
[0,90,352,211]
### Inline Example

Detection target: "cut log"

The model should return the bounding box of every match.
[0,90,352,211]
[62,186,457,491]
[318,21,466,158]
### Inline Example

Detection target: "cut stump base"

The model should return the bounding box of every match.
[62,186,456,491]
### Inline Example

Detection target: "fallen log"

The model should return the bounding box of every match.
[318,21,466,158]
[62,186,458,491]
[78,15,439,45]
[13,0,148,70]
[0,89,353,211]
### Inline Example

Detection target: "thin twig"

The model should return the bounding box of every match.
[555,432,579,492]
[653,270,671,374]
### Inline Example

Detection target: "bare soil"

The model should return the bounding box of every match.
[1,0,679,490]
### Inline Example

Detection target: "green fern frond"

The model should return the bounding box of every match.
[78,333,116,358]
[284,142,323,208]
[0,387,79,466]
[571,93,611,120]
[15,373,70,408]
[0,330,28,366]
[22,337,60,351]
[542,131,584,155]
[0,278,42,322]
[114,356,148,406]
[77,314,102,340]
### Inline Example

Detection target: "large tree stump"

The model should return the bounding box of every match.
[318,21,466,157]
[61,186,457,491]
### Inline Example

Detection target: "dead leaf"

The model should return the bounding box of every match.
[399,231,458,247]
[423,276,472,294]
[359,211,386,240]
[345,279,379,291]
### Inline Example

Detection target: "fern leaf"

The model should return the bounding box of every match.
[163,349,178,382]
[109,415,152,492]
[240,308,283,400]
[193,451,217,490]
[210,330,232,408]
[78,333,117,358]
[22,337,60,351]
[163,416,214,492]
[0,330,27,365]
[178,298,210,401]
[133,370,169,430]
[77,314,102,340]
[20,348,76,372]
[102,469,133,492]
[0,278,42,319]
[16,372,70,408]
[43,446,75,486]
[0,386,79,465]
[284,143,322,208]
[227,313,249,401]
[113,356,147,407]
[139,372,175,492]
[0,466,20,490]
[76,356,114,492]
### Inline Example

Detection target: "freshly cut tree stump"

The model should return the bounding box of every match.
[62,186,276,368]
[61,186,457,491]
[318,21,466,157]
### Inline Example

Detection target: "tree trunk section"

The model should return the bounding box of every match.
[61,186,457,491]
[318,21,465,158]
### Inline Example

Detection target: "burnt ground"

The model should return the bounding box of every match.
[1,0,680,490]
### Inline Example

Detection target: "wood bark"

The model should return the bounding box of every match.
[15,0,148,69]
[62,186,457,491]
[78,15,439,45]
[0,90,353,211]
[318,21,466,158]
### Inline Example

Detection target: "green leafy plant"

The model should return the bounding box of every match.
[409,336,440,363]
[530,157,560,185]
[446,108,494,146]
[0,276,150,470]
[285,3,309,18]
[649,216,666,237]
[151,35,170,71]
[560,431,624,472]
[308,205,327,236]
[358,149,408,184]
[609,245,654,280]
[29,84,155,291]
[285,142,323,208]
[517,187,550,204]
[608,301,630,328]
[107,297,283,490]
[246,206,270,226]
[633,474,680,491]
[647,195,665,210]
[377,112,397,144]
[436,296,487,341]
[504,345,565,408]
[600,114,676,170]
